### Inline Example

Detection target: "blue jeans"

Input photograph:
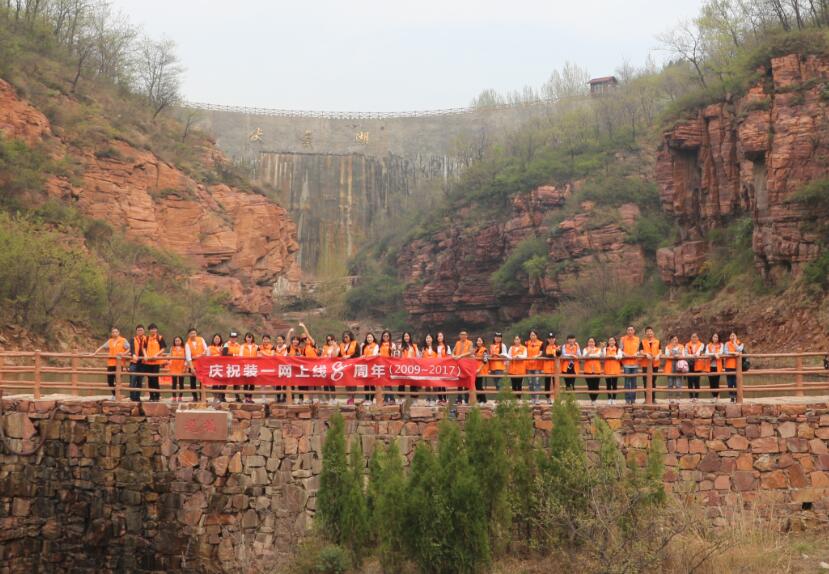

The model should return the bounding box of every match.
[623,365,639,404]
[129,363,144,401]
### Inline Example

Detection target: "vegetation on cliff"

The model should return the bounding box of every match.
[0,4,290,344]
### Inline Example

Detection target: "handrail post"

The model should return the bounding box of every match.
[114,357,123,401]
[795,355,804,397]
[374,382,382,405]
[553,358,561,402]
[469,375,477,406]
[645,362,654,405]
[736,354,744,404]
[71,355,79,396]
[34,350,42,400]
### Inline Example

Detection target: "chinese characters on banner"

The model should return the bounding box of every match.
[193,356,478,389]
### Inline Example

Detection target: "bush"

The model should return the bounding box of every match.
[803,251,829,290]
[289,540,352,574]
[344,267,404,320]
[490,237,548,296]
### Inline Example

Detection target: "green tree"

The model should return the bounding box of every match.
[368,440,407,572]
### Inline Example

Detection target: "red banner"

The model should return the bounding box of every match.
[193,356,479,389]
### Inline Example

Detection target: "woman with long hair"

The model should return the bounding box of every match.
[435,332,452,404]
[361,332,380,403]
[207,334,226,402]
[582,337,602,404]
[604,336,622,404]
[723,332,744,403]
[169,336,187,402]
[508,335,528,398]
[322,334,340,402]
[421,333,438,405]
[706,333,725,401]
[378,330,395,403]
[663,335,685,404]
[398,331,419,400]
[473,336,490,403]
[273,333,289,403]
[340,331,359,404]
[525,330,543,403]
[685,333,705,401]
[239,332,258,403]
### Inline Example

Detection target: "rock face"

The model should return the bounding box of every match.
[396,184,646,326]
[0,79,300,314]
[0,398,827,572]
[656,54,829,284]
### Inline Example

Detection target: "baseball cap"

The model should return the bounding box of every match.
[494,332,502,337]
[547,332,556,338]
[229,331,239,338]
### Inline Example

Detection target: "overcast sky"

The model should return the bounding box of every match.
[112,0,704,112]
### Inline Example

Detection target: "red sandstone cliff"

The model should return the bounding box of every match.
[0,79,300,315]
[397,184,646,326]
[657,54,829,284]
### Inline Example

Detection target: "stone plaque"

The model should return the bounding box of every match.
[175,410,230,441]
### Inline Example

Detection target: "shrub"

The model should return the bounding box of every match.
[803,251,829,290]
[490,236,548,296]
[344,267,404,320]
[289,540,352,574]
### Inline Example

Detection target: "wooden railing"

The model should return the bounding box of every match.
[0,351,827,405]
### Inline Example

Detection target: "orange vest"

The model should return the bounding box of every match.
[707,342,724,372]
[106,336,129,367]
[453,339,472,357]
[363,342,378,356]
[620,335,640,367]
[561,343,580,374]
[379,342,392,357]
[304,345,318,359]
[604,345,621,376]
[259,343,276,357]
[186,337,206,360]
[436,343,450,357]
[422,346,437,358]
[239,343,258,358]
[663,343,683,374]
[207,344,222,357]
[400,344,418,358]
[583,346,602,374]
[686,341,707,372]
[145,335,165,365]
[542,343,558,374]
[322,343,340,358]
[525,339,543,371]
[339,341,357,358]
[475,346,490,375]
[508,345,527,376]
[287,345,302,357]
[169,346,186,374]
[724,340,742,370]
[275,344,288,357]
[131,335,147,364]
[640,338,660,369]
[489,343,506,372]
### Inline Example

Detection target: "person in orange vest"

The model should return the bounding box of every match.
[299,328,319,404]
[94,327,131,398]
[685,333,705,401]
[542,334,559,402]
[143,323,167,402]
[128,324,147,402]
[223,331,242,401]
[620,325,641,405]
[454,331,474,404]
[168,336,187,402]
[582,337,602,404]
[399,332,420,401]
[185,328,207,402]
[525,330,544,403]
[706,333,725,401]
[239,332,258,403]
[420,333,438,405]
[320,334,340,403]
[435,332,452,404]
[339,331,359,404]
[508,335,528,398]
[663,335,685,404]
[560,335,581,393]
[472,336,490,403]
[207,334,226,403]
[603,336,622,404]
[378,330,396,403]
[640,327,661,402]
[488,332,509,397]
[361,332,380,403]
[723,331,744,403]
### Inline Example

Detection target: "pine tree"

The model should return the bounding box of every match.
[369,440,406,572]
[344,436,370,564]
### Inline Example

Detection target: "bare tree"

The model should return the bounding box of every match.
[541,61,591,102]
[136,35,184,119]
[658,20,709,88]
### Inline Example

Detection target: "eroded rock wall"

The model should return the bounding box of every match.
[657,54,829,284]
[0,79,301,314]
[1,398,827,573]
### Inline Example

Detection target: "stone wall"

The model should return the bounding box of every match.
[1,398,828,573]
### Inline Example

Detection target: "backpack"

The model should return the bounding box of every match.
[675,360,689,373]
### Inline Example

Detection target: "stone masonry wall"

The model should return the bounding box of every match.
[1,399,828,573]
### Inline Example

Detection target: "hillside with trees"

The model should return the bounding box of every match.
[338,0,829,350]
[0,2,299,349]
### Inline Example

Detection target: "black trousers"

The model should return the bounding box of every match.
[172,375,185,398]
[564,363,576,391]
[606,376,618,400]
[106,365,116,395]
[511,374,522,393]
[475,377,486,403]
[586,374,600,402]
[708,365,720,398]
[188,374,199,401]
[688,375,701,399]
[129,362,145,401]
[145,364,161,401]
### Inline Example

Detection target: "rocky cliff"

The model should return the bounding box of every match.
[397,184,646,326]
[0,79,300,315]
[657,54,829,284]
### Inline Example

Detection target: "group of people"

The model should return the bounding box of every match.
[95,323,746,405]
